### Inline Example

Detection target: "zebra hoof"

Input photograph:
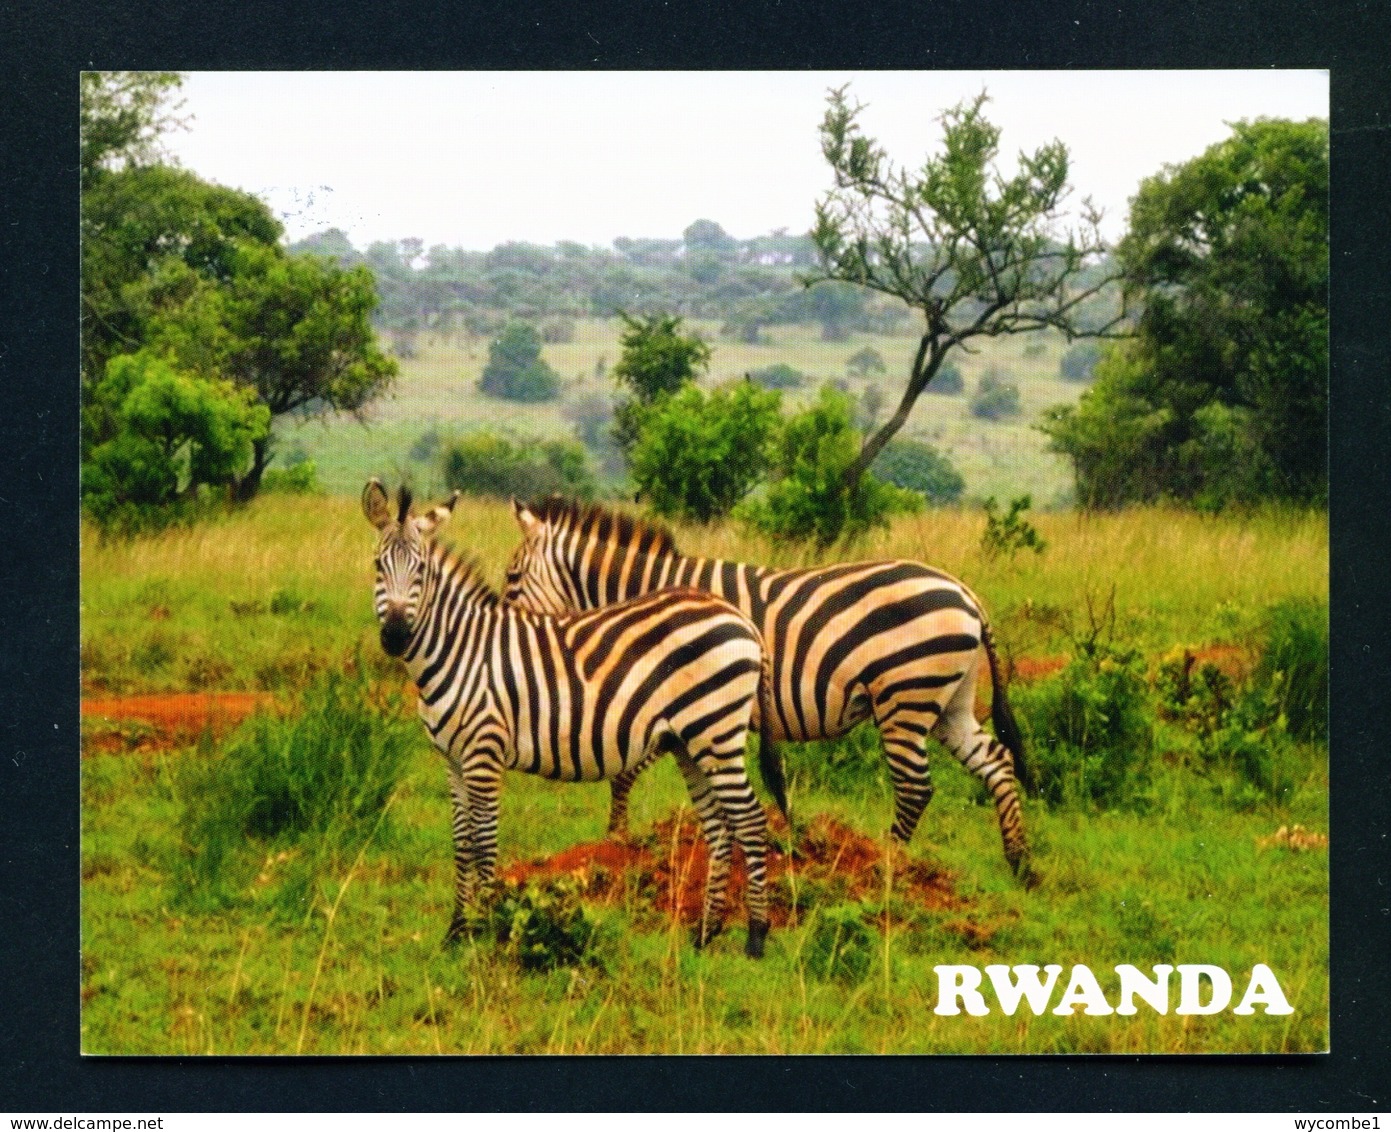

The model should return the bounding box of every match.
[745,919,769,959]
[691,921,724,951]
[1013,860,1041,890]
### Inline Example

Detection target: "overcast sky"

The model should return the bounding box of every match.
[161,70,1328,253]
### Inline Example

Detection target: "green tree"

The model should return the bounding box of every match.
[441,433,596,502]
[845,346,886,378]
[1042,118,1328,508]
[610,312,712,458]
[80,71,186,189]
[970,368,1021,421]
[808,86,1123,498]
[870,438,965,505]
[630,380,781,523]
[478,321,561,403]
[83,351,269,531]
[741,384,920,548]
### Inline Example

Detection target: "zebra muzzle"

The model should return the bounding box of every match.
[380,613,413,657]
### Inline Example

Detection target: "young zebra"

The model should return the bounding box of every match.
[363,480,782,957]
[504,497,1035,885]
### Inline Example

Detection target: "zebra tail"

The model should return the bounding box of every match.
[756,650,791,825]
[983,622,1031,796]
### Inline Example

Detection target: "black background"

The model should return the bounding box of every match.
[4,0,1387,1111]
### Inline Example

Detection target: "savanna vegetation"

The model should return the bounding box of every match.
[80,73,1328,1056]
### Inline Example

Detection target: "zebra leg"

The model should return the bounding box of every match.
[671,745,734,950]
[606,765,639,839]
[932,693,1034,885]
[443,762,476,945]
[711,768,772,959]
[876,713,938,846]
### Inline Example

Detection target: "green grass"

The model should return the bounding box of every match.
[80,494,1328,1054]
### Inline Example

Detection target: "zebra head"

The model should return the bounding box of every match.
[503,499,583,615]
[363,479,459,657]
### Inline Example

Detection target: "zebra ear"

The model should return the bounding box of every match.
[416,491,460,538]
[511,498,541,536]
[362,479,393,530]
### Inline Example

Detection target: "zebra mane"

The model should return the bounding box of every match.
[430,541,501,610]
[528,496,680,556]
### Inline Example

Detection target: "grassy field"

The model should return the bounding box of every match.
[80,496,1329,1055]
[274,318,1087,505]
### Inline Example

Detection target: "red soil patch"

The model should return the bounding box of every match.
[81,692,272,754]
[500,811,960,929]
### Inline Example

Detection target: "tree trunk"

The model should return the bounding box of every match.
[233,436,272,503]
[840,332,939,491]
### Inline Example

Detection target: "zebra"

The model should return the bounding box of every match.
[363,479,785,957]
[503,496,1035,885]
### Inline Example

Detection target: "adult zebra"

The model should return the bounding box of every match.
[363,480,784,957]
[504,497,1034,884]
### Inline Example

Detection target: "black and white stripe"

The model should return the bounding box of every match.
[364,480,780,956]
[504,497,1033,884]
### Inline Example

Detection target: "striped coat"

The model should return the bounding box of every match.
[504,497,1033,884]
[364,480,781,956]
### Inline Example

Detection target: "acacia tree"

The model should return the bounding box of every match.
[807,86,1126,491]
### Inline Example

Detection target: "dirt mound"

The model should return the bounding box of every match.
[82,692,273,754]
[501,811,960,928]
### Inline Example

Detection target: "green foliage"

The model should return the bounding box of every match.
[969,368,1021,421]
[170,668,418,913]
[611,313,712,457]
[925,362,964,395]
[630,380,781,522]
[261,458,323,495]
[740,384,921,547]
[80,71,185,189]
[478,321,561,403]
[1059,341,1102,383]
[980,495,1046,559]
[83,352,270,533]
[1043,117,1328,508]
[748,363,806,390]
[441,433,597,502]
[466,876,609,972]
[1254,598,1328,742]
[1016,642,1154,811]
[804,903,876,983]
[845,346,886,378]
[870,439,965,505]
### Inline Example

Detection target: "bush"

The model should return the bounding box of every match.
[871,439,965,505]
[845,346,886,378]
[925,362,964,395]
[1255,598,1328,741]
[1016,642,1153,811]
[969,368,1020,420]
[748,363,806,390]
[441,433,597,502]
[804,903,876,983]
[478,321,560,402]
[1059,341,1102,382]
[261,458,322,495]
[171,667,419,913]
[740,383,921,548]
[980,495,1046,559]
[630,379,781,522]
[467,876,608,972]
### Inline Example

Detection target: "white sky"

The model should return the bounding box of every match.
[161,70,1329,253]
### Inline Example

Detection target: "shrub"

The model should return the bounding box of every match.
[171,667,419,912]
[1059,341,1102,382]
[1016,642,1154,810]
[871,439,965,505]
[441,433,597,502]
[478,321,560,402]
[740,383,921,548]
[630,379,781,522]
[925,362,964,395]
[748,363,806,390]
[845,346,886,379]
[980,495,1046,559]
[970,368,1021,420]
[261,458,322,495]
[804,903,877,983]
[468,876,608,972]
[1253,598,1328,742]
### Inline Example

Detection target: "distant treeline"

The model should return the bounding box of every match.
[289,221,1119,348]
